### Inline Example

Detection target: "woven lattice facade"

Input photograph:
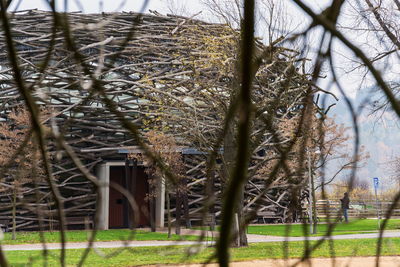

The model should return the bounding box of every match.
[0,10,314,230]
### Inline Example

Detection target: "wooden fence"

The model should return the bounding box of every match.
[308,200,400,221]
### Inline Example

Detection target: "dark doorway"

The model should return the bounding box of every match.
[109,166,150,228]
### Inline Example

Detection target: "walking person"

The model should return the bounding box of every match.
[340,192,350,223]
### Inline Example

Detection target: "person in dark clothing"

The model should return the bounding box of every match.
[340,192,350,223]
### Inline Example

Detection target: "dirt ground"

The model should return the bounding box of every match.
[151,256,400,267]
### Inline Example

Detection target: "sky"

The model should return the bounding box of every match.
[6,0,399,188]
[8,0,326,11]
[9,0,202,14]
[8,0,329,23]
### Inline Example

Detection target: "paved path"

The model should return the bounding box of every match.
[247,231,400,242]
[155,228,400,242]
[3,230,400,251]
[185,257,400,267]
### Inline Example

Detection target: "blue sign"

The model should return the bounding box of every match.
[373,177,379,190]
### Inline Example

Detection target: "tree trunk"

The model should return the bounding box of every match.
[166,185,172,238]
[175,189,182,235]
[238,186,248,247]
[12,189,16,240]
[148,183,156,232]
[206,170,216,230]
[183,180,190,229]
[223,117,248,247]
[232,213,240,247]
[231,185,248,247]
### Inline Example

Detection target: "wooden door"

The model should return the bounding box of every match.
[109,167,127,228]
[134,167,150,227]
[108,166,151,228]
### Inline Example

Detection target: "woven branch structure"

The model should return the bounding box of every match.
[0,10,316,230]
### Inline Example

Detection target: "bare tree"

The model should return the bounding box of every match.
[344,0,400,114]
[0,107,49,240]
[135,131,185,237]
[314,117,370,191]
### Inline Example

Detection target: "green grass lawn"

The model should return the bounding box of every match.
[247,219,400,237]
[4,238,400,266]
[1,229,201,245]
